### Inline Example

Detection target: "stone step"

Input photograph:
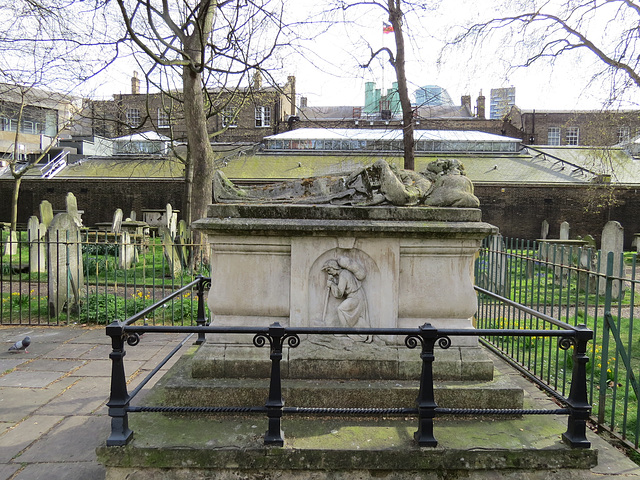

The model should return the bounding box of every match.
[190,341,495,382]
[161,348,523,410]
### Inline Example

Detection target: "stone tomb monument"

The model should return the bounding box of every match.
[192,160,498,381]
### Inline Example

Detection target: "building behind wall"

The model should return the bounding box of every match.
[87,73,296,144]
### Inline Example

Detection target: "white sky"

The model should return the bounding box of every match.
[90,0,640,112]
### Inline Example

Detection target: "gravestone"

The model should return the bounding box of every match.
[161,227,182,277]
[559,221,570,240]
[176,220,190,266]
[47,213,85,317]
[112,209,123,234]
[599,221,624,299]
[40,200,54,229]
[66,192,83,227]
[118,231,137,270]
[541,220,549,240]
[482,233,508,295]
[129,210,137,221]
[2,230,17,256]
[28,216,47,273]
[166,203,178,239]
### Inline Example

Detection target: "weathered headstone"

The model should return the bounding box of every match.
[559,221,570,240]
[482,233,509,295]
[541,220,549,240]
[118,231,137,270]
[2,230,17,256]
[599,221,624,299]
[176,220,190,265]
[28,216,47,273]
[65,192,83,227]
[161,227,182,277]
[129,210,137,221]
[47,213,85,317]
[166,203,178,239]
[40,200,54,229]
[112,209,123,234]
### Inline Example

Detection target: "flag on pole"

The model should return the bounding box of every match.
[383,22,394,34]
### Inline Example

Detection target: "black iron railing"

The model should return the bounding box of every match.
[105,275,593,450]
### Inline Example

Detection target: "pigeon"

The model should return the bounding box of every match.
[8,336,30,353]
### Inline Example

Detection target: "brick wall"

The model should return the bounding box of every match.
[3,178,639,249]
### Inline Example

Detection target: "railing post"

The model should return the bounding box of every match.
[262,322,286,446]
[106,320,133,446]
[194,275,209,345]
[413,323,439,447]
[562,324,593,448]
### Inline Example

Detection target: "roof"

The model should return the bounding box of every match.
[113,131,171,142]
[265,128,521,143]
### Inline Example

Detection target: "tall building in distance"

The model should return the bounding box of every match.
[490,87,516,120]
[414,85,453,107]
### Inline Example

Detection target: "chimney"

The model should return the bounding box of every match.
[287,75,296,116]
[253,70,262,90]
[461,95,471,114]
[476,90,485,119]
[131,71,140,95]
[300,96,308,108]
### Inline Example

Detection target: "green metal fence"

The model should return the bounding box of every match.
[475,236,640,450]
[1,228,209,326]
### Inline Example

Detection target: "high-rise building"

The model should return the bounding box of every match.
[414,86,453,107]
[489,87,516,120]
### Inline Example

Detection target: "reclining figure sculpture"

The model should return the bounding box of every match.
[213,158,480,208]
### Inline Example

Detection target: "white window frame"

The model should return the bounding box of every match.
[566,126,579,146]
[126,108,141,127]
[222,108,238,128]
[255,106,271,128]
[547,126,561,146]
[157,108,170,128]
[617,126,630,144]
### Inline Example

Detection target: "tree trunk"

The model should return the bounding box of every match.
[10,175,22,232]
[388,0,415,171]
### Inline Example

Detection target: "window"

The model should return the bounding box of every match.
[617,126,630,144]
[157,109,170,128]
[222,108,238,128]
[547,127,561,146]
[566,127,579,146]
[126,108,140,127]
[255,106,271,127]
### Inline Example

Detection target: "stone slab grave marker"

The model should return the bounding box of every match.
[47,213,85,317]
[599,221,625,299]
[65,192,83,227]
[112,208,123,234]
[2,230,17,256]
[482,233,509,293]
[40,200,54,229]
[559,221,570,240]
[28,215,47,273]
[119,231,138,270]
[161,227,182,277]
[541,220,549,240]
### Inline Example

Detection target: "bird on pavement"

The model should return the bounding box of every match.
[8,336,31,353]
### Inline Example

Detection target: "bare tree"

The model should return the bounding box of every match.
[0,0,118,236]
[113,0,288,231]
[447,0,640,107]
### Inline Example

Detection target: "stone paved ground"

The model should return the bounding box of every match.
[0,325,185,480]
[1,325,640,479]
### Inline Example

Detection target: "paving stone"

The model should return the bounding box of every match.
[17,415,109,463]
[12,462,105,480]
[0,464,20,479]
[70,359,145,378]
[43,343,96,359]
[0,414,63,460]
[0,358,27,372]
[21,358,85,372]
[0,377,76,422]
[0,370,65,388]
[36,377,110,415]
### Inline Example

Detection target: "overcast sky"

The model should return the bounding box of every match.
[93,0,639,112]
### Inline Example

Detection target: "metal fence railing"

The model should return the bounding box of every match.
[475,236,640,451]
[105,275,593,450]
[1,228,209,326]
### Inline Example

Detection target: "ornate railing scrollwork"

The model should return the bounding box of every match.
[126,332,141,347]
[559,336,575,351]
[253,332,300,350]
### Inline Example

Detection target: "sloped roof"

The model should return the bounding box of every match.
[113,131,171,142]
